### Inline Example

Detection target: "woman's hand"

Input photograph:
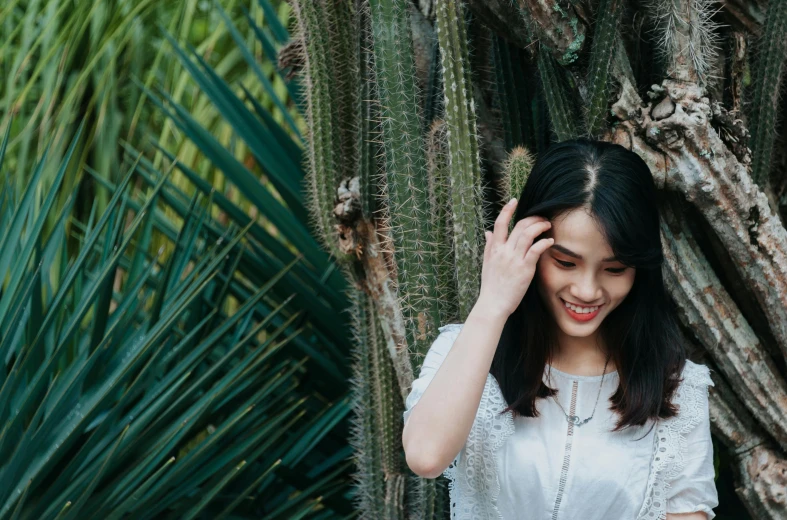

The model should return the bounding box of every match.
[477,198,553,319]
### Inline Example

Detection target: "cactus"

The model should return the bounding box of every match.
[583,0,623,138]
[366,0,445,512]
[500,145,535,235]
[643,0,723,88]
[490,36,521,151]
[502,146,536,205]
[347,287,386,518]
[427,119,461,324]
[292,0,360,262]
[368,0,442,353]
[748,0,787,188]
[435,0,486,321]
[537,44,583,141]
[359,0,378,220]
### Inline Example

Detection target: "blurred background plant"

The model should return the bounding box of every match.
[0,0,357,517]
[1,0,303,246]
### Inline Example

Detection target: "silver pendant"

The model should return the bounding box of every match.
[566,415,591,427]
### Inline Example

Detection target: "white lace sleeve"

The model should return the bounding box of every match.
[638,360,719,520]
[665,362,719,519]
[402,323,464,425]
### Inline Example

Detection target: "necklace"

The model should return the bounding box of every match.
[547,353,611,427]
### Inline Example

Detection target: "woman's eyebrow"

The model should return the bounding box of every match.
[550,243,618,262]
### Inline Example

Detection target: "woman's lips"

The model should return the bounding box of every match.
[561,298,603,322]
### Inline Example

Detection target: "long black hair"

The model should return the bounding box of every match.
[490,137,686,432]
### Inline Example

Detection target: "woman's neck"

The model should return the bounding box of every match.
[549,331,615,376]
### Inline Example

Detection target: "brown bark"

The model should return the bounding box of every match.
[659,197,787,450]
[335,178,415,403]
[607,81,787,363]
[515,0,590,64]
[707,369,787,517]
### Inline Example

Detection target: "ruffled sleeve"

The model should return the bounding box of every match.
[638,360,720,520]
[402,323,463,425]
[665,361,719,519]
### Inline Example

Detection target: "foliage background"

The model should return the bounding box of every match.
[0,0,358,517]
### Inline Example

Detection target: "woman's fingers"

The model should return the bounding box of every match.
[524,234,555,265]
[493,198,518,245]
[510,217,551,253]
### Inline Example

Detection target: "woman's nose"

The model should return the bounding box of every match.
[571,274,602,303]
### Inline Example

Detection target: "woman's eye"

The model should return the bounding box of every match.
[555,260,627,274]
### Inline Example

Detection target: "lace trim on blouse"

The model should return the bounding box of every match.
[444,371,515,519]
[439,325,515,519]
[635,361,714,520]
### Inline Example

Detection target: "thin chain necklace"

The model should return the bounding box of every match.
[547,353,612,427]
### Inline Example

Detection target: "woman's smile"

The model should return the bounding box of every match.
[560,298,604,322]
[536,208,636,339]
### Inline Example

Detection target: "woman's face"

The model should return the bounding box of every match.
[535,208,636,339]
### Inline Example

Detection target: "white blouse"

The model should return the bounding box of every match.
[403,323,719,520]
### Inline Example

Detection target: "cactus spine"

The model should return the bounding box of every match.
[435,0,486,321]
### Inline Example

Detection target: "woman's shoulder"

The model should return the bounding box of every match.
[677,359,715,388]
[664,359,714,429]
[428,323,464,352]
[438,322,464,334]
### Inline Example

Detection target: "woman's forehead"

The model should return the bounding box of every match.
[550,210,615,259]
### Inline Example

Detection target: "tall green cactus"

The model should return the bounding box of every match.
[491,36,523,151]
[537,44,583,141]
[435,0,486,321]
[366,0,444,516]
[347,286,385,518]
[292,0,359,262]
[583,0,623,138]
[367,0,442,351]
[749,0,787,188]
[427,119,460,324]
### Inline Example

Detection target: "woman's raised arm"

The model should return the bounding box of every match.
[401,306,506,478]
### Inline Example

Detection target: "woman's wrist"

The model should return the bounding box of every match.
[468,299,509,330]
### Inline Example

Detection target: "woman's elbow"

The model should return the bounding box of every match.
[405,449,443,479]
[403,423,443,478]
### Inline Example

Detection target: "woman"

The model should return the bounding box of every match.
[401,138,718,519]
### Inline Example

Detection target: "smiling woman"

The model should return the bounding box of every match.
[401,138,718,520]
[535,207,637,375]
